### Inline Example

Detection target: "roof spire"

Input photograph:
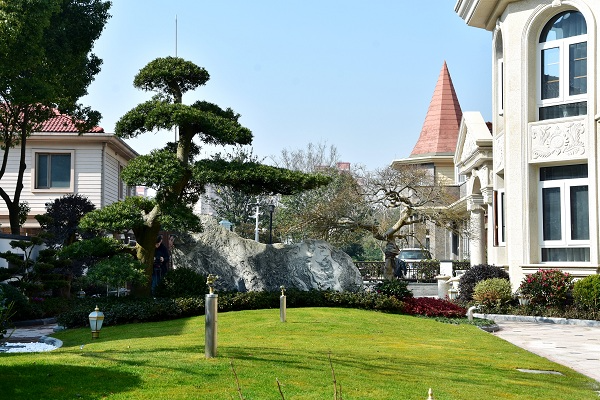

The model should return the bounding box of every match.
[409,61,462,156]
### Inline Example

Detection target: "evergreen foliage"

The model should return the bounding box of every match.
[457,264,509,302]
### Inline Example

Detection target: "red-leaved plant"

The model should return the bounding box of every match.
[403,297,466,318]
[518,269,573,307]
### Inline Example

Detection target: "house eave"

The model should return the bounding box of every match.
[390,154,455,170]
[454,0,518,31]
[30,132,139,160]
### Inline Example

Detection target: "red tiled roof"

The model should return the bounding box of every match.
[410,62,462,156]
[39,109,104,133]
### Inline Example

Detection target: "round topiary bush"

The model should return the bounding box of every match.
[573,274,600,310]
[472,278,512,309]
[154,267,207,298]
[457,264,509,303]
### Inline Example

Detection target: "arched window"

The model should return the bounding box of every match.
[538,11,587,120]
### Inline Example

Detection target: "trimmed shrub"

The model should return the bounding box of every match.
[457,264,509,303]
[417,260,440,281]
[519,269,573,307]
[56,297,206,328]
[154,267,207,298]
[374,279,413,300]
[219,291,279,311]
[473,278,512,309]
[403,297,466,318]
[0,285,16,341]
[0,283,38,320]
[573,274,600,310]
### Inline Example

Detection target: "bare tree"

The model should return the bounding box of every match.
[286,164,466,278]
[271,142,341,173]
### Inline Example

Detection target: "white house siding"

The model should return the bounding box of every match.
[103,151,120,207]
[0,133,137,232]
[73,145,103,207]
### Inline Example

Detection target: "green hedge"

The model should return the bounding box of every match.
[57,290,406,328]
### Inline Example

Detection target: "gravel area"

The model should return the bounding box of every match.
[0,342,58,353]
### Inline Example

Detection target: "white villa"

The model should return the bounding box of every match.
[455,0,600,287]
[393,0,600,287]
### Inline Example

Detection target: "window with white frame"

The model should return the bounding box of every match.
[495,190,506,246]
[537,10,587,121]
[498,58,504,116]
[539,164,589,262]
[35,151,73,190]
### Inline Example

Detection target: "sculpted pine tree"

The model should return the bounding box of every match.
[80,57,330,295]
[0,0,111,233]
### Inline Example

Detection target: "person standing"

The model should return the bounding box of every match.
[152,235,170,294]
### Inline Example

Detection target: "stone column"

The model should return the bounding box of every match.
[469,206,486,266]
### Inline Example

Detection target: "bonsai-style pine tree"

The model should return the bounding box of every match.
[80,57,329,295]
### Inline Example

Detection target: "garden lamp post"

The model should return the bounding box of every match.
[88,306,104,339]
[251,203,260,242]
[268,203,275,244]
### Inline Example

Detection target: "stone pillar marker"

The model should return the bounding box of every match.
[280,285,287,322]
[205,274,219,358]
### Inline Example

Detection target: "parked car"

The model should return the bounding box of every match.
[399,248,432,262]
[395,248,432,279]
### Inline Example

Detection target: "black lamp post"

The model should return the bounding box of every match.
[268,204,275,244]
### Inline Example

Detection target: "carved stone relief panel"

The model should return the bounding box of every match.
[530,119,587,163]
[494,132,504,172]
[461,128,478,164]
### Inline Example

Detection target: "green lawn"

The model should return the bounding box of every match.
[1,308,598,399]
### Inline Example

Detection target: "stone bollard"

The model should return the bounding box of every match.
[205,293,218,358]
[280,285,287,322]
[205,274,219,358]
[426,388,435,399]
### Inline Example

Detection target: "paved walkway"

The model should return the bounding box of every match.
[479,314,600,383]
[5,314,600,384]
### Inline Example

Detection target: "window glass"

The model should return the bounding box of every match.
[541,47,560,99]
[540,164,587,180]
[540,11,587,43]
[569,42,587,95]
[51,154,71,188]
[539,101,587,120]
[37,154,49,188]
[542,187,562,241]
[570,185,589,240]
[542,247,589,262]
[500,192,506,243]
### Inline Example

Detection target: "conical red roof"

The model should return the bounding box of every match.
[410,62,462,156]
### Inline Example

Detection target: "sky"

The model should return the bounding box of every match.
[81,0,493,171]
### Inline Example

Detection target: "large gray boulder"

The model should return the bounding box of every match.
[171,216,363,292]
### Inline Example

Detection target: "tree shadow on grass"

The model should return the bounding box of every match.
[0,363,141,400]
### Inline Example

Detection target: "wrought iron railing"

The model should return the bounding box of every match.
[355,260,470,283]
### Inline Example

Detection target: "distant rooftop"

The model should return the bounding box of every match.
[39,109,104,133]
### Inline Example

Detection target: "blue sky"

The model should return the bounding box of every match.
[81,1,492,170]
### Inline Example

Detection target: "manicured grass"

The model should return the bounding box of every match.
[1,308,598,399]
